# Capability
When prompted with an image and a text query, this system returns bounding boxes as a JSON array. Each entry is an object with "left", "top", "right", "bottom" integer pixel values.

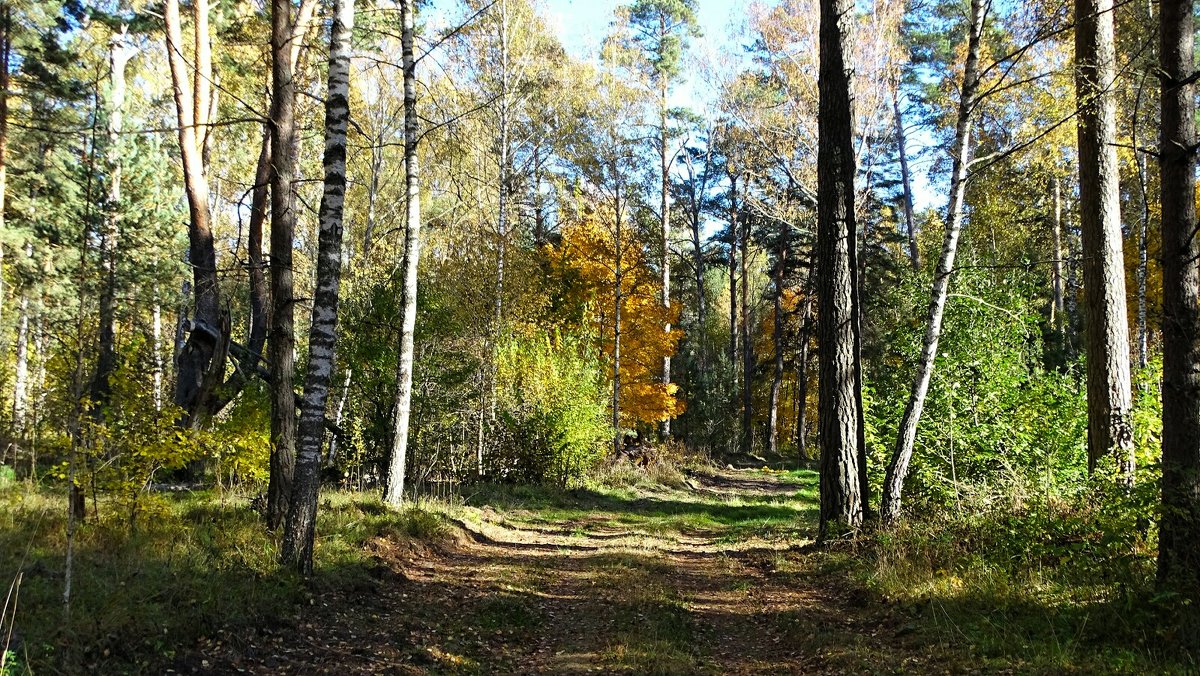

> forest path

[{"left": 197, "top": 468, "right": 940, "bottom": 674}]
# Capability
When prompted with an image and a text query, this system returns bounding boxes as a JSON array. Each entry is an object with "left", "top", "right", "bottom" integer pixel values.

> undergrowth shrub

[
  {"left": 861, "top": 472, "right": 1185, "bottom": 668},
  {"left": 490, "top": 330, "right": 611, "bottom": 487}
]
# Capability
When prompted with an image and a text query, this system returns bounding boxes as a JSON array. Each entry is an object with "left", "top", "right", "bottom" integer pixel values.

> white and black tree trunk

[
  {"left": 1157, "top": 0, "right": 1200, "bottom": 597},
  {"left": 1076, "top": 0, "right": 1134, "bottom": 481},
  {"left": 281, "top": 0, "right": 353, "bottom": 574},
  {"left": 880, "top": 0, "right": 986, "bottom": 525},
  {"left": 817, "top": 0, "right": 866, "bottom": 538},
  {"left": 385, "top": 0, "right": 422, "bottom": 506},
  {"left": 266, "top": 0, "right": 301, "bottom": 529}
]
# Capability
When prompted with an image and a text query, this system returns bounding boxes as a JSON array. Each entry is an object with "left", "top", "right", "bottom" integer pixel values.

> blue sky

[{"left": 541, "top": 0, "right": 749, "bottom": 112}]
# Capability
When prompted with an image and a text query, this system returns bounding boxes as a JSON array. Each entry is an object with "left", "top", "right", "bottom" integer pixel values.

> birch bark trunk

[
  {"left": 880, "top": 0, "right": 987, "bottom": 525},
  {"left": 282, "top": 0, "right": 354, "bottom": 573},
  {"left": 385, "top": 0, "right": 424, "bottom": 506}
]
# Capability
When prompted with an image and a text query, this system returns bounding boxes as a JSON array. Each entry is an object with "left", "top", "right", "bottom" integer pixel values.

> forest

[{"left": 0, "top": 0, "right": 1198, "bottom": 671}]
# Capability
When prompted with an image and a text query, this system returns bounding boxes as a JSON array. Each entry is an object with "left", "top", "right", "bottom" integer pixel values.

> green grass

[{"left": 0, "top": 484, "right": 449, "bottom": 674}]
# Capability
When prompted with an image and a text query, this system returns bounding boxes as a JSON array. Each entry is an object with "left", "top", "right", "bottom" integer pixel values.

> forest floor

[{"left": 175, "top": 466, "right": 975, "bottom": 674}]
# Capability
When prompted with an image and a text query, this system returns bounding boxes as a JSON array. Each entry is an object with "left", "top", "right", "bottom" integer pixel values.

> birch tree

[
  {"left": 282, "top": 0, "right": 354, "bottom": 573},
  {"left": 880, "top": 0, "right": 987, "bottom": 525},
  {"left": 385, "top": 0, "right": 422, "bottom": 506}
]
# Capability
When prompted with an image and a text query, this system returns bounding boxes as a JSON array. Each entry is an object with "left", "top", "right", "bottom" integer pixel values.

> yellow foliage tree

[{"left": 551, "top": 205, "right": 684, "bottom": 433}]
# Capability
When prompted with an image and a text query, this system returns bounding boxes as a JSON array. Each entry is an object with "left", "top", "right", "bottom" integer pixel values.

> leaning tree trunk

[
  {"left": 893, "top": 90, "right": 920, "bottom": 271},
  {"left": 1076, "top": 0, "right": 1134, "bottom": 482},
  {"left": 164, "top": 0, "right": 221, "bottom": 426},
  {"left": 817, "top": 0, "right": 865, "bottom": 538},
  {"left": 1157, "top": 0, "right": 1200, "bottom": 597},
  {"left": 246, "top": 126, "right": 270, "bottom": 365},
  {"left": 385, "top": 0, "right": 422, "bottom": 506},
  {"left": 282, "top": 0, "right": 353, "bottom": 574},
  {"left": 879, "top": 0, "right": 985, "bottom": 526},
  {"left": 266, "top": 0, "right": 300, "bottom": 529}
]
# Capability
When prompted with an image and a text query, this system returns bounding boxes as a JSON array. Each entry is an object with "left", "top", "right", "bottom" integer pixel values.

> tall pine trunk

[
  {"left": 1076, "top": 0, "right": 1134, "bottom": 481},
  {"left": 282, "top": 0, "right": 353, "bottom": 573},
  {"left": 768, "top": 228, "right": 787, "bottom": 455},
  {"left": 817, "top": 0, "right": 865, "bottom": 538},
  {"left": 385, "top": 0, "right": 422, "bottom": 506},
  {"left": 1136, "top": 153, "right": 1149, "bottom": 369},
  {"left": 244, "top": 0, "right": 316, "bottom": 389},
  {"left": 612, "top": 180, "right": 625, "bottom": 456},
  {"left": 729, "top": 172, "right": 739, "bottom": 379},
  {"left": 1157, "top": 0, "right": 1200, "bottom": 598},
  {"left": 267, "top": 0, "right": 299, "bottom": 528},
  {"left": 12, "top": 282, "right": 27, "bottom": 436},
  {"left": 879, "top": 0, "right": 985, "bottom": 525},
  {"left": 92, "top": 32, "right": 136, "bottom": 413}
]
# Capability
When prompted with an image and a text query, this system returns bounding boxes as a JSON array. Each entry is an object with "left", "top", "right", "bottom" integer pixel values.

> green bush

[{"left": 491, "top": 329, "right": 612, "bottom": 486}]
